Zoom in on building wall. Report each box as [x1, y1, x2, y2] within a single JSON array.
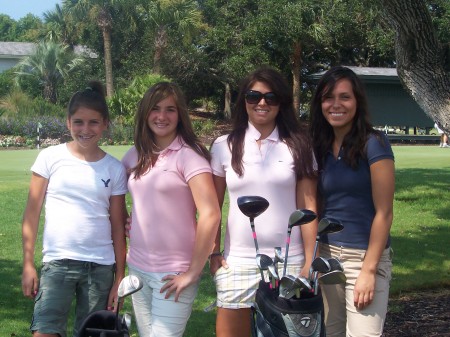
[[0, 57, 20, 72], [366, 83, 434, 128]]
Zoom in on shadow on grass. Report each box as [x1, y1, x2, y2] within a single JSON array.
[[391, 168, 450, 295]]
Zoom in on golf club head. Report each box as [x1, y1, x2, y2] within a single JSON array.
[[237, 196, 269, 218], [268, 264, 279, 280], [289, 209, 317, 228], [118, 275, 143, 298], [279, 275, 297, 298], [274, 246, 284, 263], [318, 270, 347, 285], [318, 218, 344, 236], [296, 276, 312, 292], [327, 258, 344, 272], [311, 257, 331, 274], [256, 254, 273, 270]]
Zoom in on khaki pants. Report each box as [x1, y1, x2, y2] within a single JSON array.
[[319, 244, 393, 337]]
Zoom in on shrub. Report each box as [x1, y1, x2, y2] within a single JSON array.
[[108, 73, 170, 125], [192, 119, 216, 136]]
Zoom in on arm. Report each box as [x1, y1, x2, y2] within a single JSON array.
[[354, 158, 395, 309], [296, 177, 319, 278], [108, 194, 127, 311], [22, 173, 48, 298], [161, 172, 221, 301], [209, 175, 229, 275]]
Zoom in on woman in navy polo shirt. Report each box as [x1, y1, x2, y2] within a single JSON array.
[[310, 66, 395, 337]]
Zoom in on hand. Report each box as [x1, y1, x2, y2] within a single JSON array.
[[299, 264, 311, 279], [22, 264, 39, 299], [125, 215, 131, 238], [107, 279, 122, 312], [353, 270, 376, 310], [209, 254, 228, 276], [160, 272, 198, 302]]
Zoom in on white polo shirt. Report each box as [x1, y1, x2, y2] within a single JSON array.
[[211, 123, 305, 265]]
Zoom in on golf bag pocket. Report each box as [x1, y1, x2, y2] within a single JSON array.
[[252, 281, 325, 337]]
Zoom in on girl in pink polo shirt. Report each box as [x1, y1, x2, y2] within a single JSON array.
[[210, 67, 319, 337], [122, 82, 220, 337]]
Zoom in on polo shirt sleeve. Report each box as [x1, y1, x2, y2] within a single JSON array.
[[210, 135, 228, 177], [366, 132, 395, 166], [180, 147, 212, 182]]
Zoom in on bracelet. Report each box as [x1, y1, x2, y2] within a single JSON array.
[[209, 251, 223, 259]]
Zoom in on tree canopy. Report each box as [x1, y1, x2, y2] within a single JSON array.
[[0, 0, 448, 127]]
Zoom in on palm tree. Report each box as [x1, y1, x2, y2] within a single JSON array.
[[63, 0, 117, 97], [142, 0, 204, 74], [14, 41, 85, 103], [43, 4, 76, 47]]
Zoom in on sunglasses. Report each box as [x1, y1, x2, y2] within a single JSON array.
[[245, 90, 280, 106]]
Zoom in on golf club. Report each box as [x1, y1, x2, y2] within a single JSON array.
[[273, 246, 284, 278], [312, 218, 344, 260], [237, 195, 269, 279], [283, 209, 317, 277], [318, 270, 347, 285], [327, 257, 344, 272], [309, 256, 332, 280], [116, 275, 143, 330], [268, 264, 279, 289], [279, 275, 310, 299]]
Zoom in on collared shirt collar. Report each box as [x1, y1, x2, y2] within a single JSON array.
[[247, 122, 279, 142], [164, 135, 184, 152]]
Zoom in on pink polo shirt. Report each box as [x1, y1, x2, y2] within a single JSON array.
[[211, 123, 306, 265], [122, 136, 212, 272]]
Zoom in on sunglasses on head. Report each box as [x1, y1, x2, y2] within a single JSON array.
[[245, 90, 280, 106]]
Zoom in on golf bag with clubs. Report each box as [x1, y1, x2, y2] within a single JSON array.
[[251, 280, 325, 337], [77, 275, 143, 337]]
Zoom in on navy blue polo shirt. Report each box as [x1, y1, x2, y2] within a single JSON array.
[[319, 133, 394, 249]]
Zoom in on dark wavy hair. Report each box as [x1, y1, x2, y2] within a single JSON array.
[[309, 66, 378, 170], [223, 66, 316, 179], [67, 81, 109, 121], [132, 82, 210, 178]]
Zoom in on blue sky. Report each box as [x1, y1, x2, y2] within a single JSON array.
[[0, 0, 62, 20]]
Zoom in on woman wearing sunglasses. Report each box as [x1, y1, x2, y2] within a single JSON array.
[[209, 66, 318, 337]]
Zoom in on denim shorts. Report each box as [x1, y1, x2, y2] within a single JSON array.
[[30, 259, 115, 337]]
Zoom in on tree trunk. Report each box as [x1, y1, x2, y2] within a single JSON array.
[[223, 82, 231, 119], [102, 27, 114, 97], [381, 0, 450, 133], [291, 41, 302, 115], [153, 27, 168, 75], [44, 83, 57, 104]]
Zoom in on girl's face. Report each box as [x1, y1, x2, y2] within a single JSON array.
[[66, 107, 108, 149], [321, 79, 357, 135], [245, 81, 280, 133], [147, 95, 179, 147]]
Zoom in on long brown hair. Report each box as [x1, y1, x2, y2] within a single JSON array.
[[224, 66, 316, 179], [132, 82, 210, 178], [309, 66, 377, 170]]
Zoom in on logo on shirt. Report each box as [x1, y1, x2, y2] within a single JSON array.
[[101, 178, 111, 187]]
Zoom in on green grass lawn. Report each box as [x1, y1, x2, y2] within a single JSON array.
[[0, 145, 448, 337]]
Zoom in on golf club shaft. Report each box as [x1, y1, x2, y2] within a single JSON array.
[[282, 229, 291, 277]]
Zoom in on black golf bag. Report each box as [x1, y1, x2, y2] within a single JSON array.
[[251, 281, 325, 337], [77, 310, 131, 337]]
